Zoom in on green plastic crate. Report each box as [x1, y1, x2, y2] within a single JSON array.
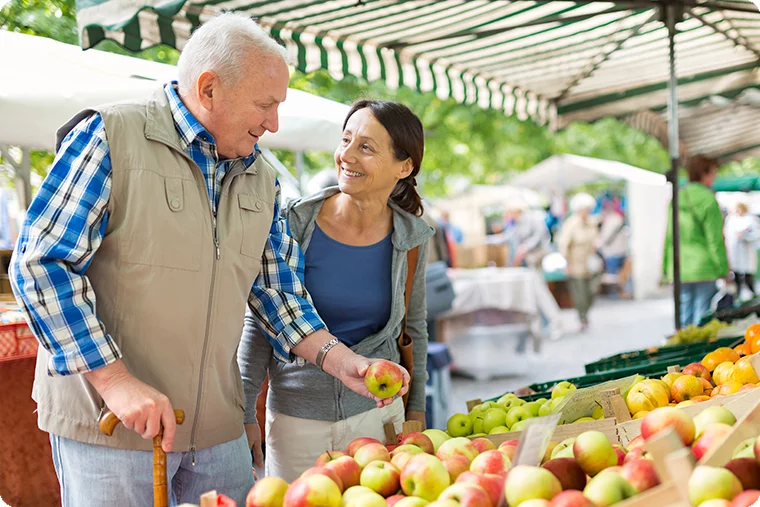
[[583, 336, 743, 374]]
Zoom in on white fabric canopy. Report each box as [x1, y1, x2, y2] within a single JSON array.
[[511, 154, 671, 301], [0, 31, 349, 152]]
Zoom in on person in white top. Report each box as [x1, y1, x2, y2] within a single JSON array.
[[724, 200, 760, 299]]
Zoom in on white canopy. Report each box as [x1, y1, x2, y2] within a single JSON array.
[[0, 31, 349, 153], [511, 154, 671, 301]]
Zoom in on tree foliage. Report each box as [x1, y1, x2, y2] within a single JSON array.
[[3, 0, 757, 199]]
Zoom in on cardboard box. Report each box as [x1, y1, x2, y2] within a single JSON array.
[[486, 243, 508, 267], [454, 244, 488, 269]]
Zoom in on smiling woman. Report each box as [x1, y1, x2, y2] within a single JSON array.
[[240, 99, 435, 482]]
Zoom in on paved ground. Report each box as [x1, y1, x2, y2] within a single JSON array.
[[448, 293, 676, 417]]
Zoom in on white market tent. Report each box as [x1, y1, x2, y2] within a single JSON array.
[[511, 154, 670, 301], [0, 30, 349, 153]]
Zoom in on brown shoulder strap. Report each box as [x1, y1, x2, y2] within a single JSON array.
[[403, 247, 420, 328]]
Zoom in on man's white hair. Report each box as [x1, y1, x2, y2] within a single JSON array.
[[177, 13, 289, 96]]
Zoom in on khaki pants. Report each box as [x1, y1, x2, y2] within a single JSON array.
[[264, 398, 406, 482]]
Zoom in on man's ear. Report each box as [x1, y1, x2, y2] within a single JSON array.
[[197, 71, 217, 111]]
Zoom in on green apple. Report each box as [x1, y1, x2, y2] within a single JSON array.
[[525, 401, 543, 417], [538, 403, 553, 417], [447, 413, 473, 438], [482, 408, 508, 434], [536, 398, 548, 405], [497, 393, 518, 404], [469, 404, 488, 416], [550, 396, 565, 409], [732, 438, 756, 459], [551, 438, 576, 459], [688, 466, 743, 507], [574, 431, 618, 477], [488, 426, 510, 435], [499, 397, 527, 411], [573, 417, 595, 424], [583, 470, 637, 506], [470, 433, 487, 437], [506, 405, 534, 428], [472, 419, 484, 435], [505, 465, 562, 506], [422, 429, 450, 453], [695, 406, 737, 439], [483, 401, 505, 412], [551, 381, 577, 399], [510, 419, 530, 432], [622, 375, 645, 400], [592, 406, 604, 420]]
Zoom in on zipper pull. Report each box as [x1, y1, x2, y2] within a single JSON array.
[[96, 405, 105, 422], [215, 241, 220, 260], [190, 444, 196, 467]]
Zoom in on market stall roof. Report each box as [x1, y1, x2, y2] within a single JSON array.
[[0, 30, 349, 152], [74, 1, 760, 154]]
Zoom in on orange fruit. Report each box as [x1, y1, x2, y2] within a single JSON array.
[[747, 323, 760, 353], [702, 347, 741, 371], [734, 343, 752, 356]]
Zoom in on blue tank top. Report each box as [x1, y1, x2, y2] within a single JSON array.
[[304, 223, 393, 347]]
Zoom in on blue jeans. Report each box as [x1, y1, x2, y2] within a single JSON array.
[[680, 281, 717, 328], [50, 433, 254, 507]]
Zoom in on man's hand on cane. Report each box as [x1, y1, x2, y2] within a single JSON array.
[[85, 359, 177, 452]]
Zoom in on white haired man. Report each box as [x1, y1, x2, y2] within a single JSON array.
[[10, 13, 407, 506]]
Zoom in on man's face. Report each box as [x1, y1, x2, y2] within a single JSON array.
[[202, 56, 289, 160]]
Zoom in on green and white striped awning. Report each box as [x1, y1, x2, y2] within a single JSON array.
[[75, 0, 760, 156]]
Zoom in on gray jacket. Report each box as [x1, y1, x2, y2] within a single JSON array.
[[239, 187, 435, 422]]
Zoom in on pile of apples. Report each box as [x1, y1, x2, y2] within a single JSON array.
[[625, 347, 760, 419], [446, 384, 596, 438], [633, 403, 760, 507], [244, 423, 665, 507]]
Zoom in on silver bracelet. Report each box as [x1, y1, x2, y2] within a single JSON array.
[[316, 337, 340, 371]]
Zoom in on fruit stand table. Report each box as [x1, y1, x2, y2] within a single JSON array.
[[437, 267, 563, 380]]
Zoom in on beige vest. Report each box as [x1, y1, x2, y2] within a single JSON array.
[[32, 87, 277, 452]]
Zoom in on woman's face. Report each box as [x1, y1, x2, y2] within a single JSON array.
[[334, 108, 412, 199], [578, 208, 591, 220]]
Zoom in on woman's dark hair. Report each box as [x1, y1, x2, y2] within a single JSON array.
[[343, 100, 425, 216], [686, 155, 719, 183]]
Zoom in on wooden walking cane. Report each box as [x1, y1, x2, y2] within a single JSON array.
[[99, 409, 185, 507]]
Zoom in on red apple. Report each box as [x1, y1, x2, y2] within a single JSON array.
[[401, 432, 435, 454], [385, 494, 406, 507], [731, 490, 760, 507], [626, 435, 645, 452], [499, 440, 519, 461], [472, 437, 497, 454], [541, 458, 587, 491], [549, 490, 596, 507], [355, 443, 392, 468], [361, 460, 401, 498], [443, 455, 471, 482], [469, 449, 511, 477], [391, 451, 416, 471], [246, 476, 289, 507], [348, 438, 382, 457], [620, 459, 659, 492], [573, 431, 618, 477], [400, 453, 451, 501], [365, 360, 404, 399], [724, 458, 760, 490], [301, 466, 344, 492], [456, 472, 504, 507], [315, 450, 348, 467], [505, 465, 562, 506], [623, 447, 649, 464], [683, 362, 713, 383], [437, 437, 479, 463], [754, 435, 760, 465], [692, 423, 734, 461], [391, 444, 425, 458], [613, 445, 627, 466], [324, 456, 362, 489], [641, 407, 696, 446], [438, 483, 494, 507], [283, 474, 342, 507]]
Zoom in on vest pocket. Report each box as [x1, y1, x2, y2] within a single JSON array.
[[238, 194, 272, 259]]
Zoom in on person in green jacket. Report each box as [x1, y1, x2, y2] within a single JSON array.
[[663, 155, 729, 328]]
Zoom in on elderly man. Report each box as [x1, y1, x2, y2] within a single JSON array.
[[10, 14, 406, 506]]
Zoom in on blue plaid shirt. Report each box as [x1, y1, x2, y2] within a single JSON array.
[[11, 83, 325, 376]]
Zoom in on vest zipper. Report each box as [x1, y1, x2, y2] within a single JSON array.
[[213, 215, 220, 260]]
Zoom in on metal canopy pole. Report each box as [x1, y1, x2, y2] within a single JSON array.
[[665, 3, 683, 330]]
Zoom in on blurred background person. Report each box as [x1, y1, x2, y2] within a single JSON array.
[[725, 199, 760, 300], [558, 193, 599, 331], [663, 155, 729, 328], [599, 198, 632, 298], [502, 199, 550, 269]]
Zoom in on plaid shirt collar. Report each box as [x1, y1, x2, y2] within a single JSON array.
[[163, 82, 259, 167]]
